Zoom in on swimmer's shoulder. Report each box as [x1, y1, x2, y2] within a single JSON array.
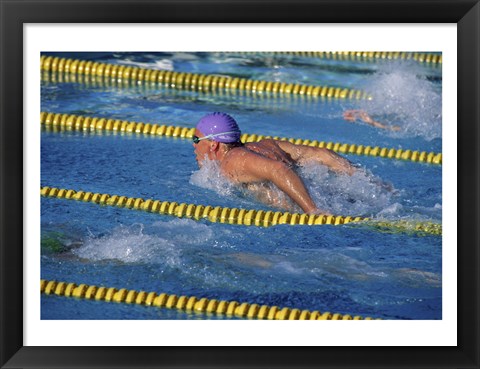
[[222, 146, 250, 167], [222, 144, 271, 169], [244, 139, 279, 151], [248, 138, 277, 146]]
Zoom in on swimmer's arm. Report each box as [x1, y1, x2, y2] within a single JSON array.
[[223, 151, 328, 215], [343, 110, 401, 131], [276, 140, 356, 175], [244, 183, 296, 212]]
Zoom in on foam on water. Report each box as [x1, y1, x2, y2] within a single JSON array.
[[300, 163, 396, 217], [377, 202, 442, 221], [351, 61, 442, 140], [71, 219, 214, 265], [117, 58, 174, 71], [189, 159, 238, 198]]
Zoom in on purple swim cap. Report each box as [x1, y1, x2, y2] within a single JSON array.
[[196, 112, 241, 143]]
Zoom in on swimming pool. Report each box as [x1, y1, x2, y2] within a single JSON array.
[[40, 52, 442, 320]]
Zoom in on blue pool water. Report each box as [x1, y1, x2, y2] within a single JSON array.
[[40, 52, 442, 320]]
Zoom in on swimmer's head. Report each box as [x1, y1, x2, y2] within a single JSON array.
[[196, 112, 241, 143]]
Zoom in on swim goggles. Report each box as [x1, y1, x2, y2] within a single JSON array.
[[192, 131, 240, 144]]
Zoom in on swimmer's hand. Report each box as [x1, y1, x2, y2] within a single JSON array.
[[343, 110, 401, 132], [343, 110, 361, 122]]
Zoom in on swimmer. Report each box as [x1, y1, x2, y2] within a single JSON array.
[[192, 112, 357, 215], [343, 110, 401, 131]]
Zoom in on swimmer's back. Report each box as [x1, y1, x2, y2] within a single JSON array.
[[243, 139, 295, 166]]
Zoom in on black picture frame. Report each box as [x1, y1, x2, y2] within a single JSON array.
[[1, 0, 479, 368]]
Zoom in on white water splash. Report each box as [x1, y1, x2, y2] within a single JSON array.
[[118, 59, 174, 71], [300, 163, 396, 217], [189, 159, 238, 198], [356, 61, 442, 140], [72, 219, 213, 264]]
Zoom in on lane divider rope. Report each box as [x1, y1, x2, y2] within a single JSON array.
[[40, 186, 442, 236], [40, 56, 371, 100], [225, 51, 442, 65], [41, 70, 357, 105], [40, 279, 380, 320], [40, 112, 443, 165]]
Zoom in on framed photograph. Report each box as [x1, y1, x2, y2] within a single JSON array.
[[1, 0, 479, 368]]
